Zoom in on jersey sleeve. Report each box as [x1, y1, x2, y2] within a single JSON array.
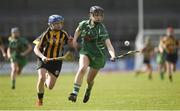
[[33, 31, 47, 47], [62, 30, 69, 45], [8, 37, 13, 48], [99, 24, 109, 41], [77, 20, 86, 32]]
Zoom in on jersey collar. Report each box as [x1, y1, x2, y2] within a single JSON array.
[[88, 19, 96, 29]]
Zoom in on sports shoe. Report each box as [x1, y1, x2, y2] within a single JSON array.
[[83, 89, 91, 103], [36, 99, 43, 106], [68, 93, 77, 102]]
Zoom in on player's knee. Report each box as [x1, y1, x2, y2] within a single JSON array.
[[11, 68, 16, 74], [11, 69, 15, 72], [16, 66, 22, 75], [47, 84, 54, 90], [48, 86, 54, 90], [38, 76, 46, 82], [78, 67, 87, 74]]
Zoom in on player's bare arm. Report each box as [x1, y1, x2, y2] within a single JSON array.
[[0, 45, 6, 58], [7, 47, 11, 59], [33, 43, 47, 62], [72, 27, 81, 49], [67, 35, 73, 47], [105, 39, 116, 60]]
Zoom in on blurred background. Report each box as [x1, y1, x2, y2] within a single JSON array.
[[0, 0, 179, 73]]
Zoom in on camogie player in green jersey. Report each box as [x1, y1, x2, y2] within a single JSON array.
[[68, 6, 116, 103], [7, 27, 32, 89], [155, 37, 166, 80]]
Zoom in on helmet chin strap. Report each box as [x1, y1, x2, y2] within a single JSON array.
[[48, 23, 53, 28], [49, 25, 61, 31], [48, 23, 52, 29], [49, 25, 53, 30]]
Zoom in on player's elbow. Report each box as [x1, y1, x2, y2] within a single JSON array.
[[33, 45, 39, 54], [28, 44, 33, 52], [78, 67, 87, 74]]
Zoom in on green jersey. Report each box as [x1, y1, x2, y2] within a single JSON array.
[[78, 20, 109, 57], [8, 37, 29, 67], [156, 51, 166, 64], [8, 37, 29, 54]]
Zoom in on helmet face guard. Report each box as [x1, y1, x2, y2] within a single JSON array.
[[90, 6, 104, 16], [48, 15, 64, 25]]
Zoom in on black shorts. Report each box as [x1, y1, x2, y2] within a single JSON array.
[[37, 58, 62, 78], [143, 58, 150, 64], [165, 52, 178, 64]]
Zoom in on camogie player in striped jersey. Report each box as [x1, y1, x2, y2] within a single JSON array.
[[33, 15, 72, 106], [162, 27, 179, 82]]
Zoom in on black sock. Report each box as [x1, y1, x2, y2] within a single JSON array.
[[38, 93, 44, 100], [12, 80, 15, 87], [86, 82, 94, 93]]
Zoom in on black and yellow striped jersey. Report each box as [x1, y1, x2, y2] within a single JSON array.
[[142, 44, 154, 59], [163, 36, 178, 53], [33, 28, 69, 58]]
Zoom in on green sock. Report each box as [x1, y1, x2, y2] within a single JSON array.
[[160, 71, 164, 79], [72, 84, 81, 95]]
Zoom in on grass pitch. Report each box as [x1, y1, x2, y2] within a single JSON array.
[[0, 71, 180, 110]]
